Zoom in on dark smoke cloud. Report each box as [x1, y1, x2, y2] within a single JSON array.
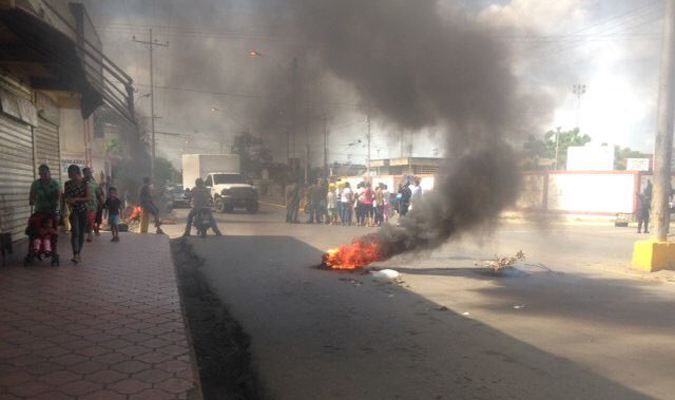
[[256, 0, 545, 258]]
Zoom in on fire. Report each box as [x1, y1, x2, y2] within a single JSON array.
[[322, 239, 384, 270]]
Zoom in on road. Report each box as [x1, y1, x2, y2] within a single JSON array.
[[164, 204, 675, 400]]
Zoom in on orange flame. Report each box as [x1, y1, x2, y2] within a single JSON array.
[[323, 240, 384, 270]]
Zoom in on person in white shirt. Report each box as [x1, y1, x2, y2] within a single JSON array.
[[410, 177, 423, 211], [326, 184, 338, 225], [340, 182, 353, 225]]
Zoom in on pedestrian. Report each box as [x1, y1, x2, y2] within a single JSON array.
[[340, 182, 353, 225], [398, 181, 412, 225], [183, 178, 222, 236], [374, 184, 385, 226], [382, 184, 391, 223], [336, 182, 344, 224], [354, 182, 365, 226], [637, 189, 651, 234], [285, 181, 299, 223], [104, 187, 123, 242], [29, 164, 61, 235], [319, 180, 329, 224], [139, 177, 164, 234], [307, 179, 324, 224], [410, 177, 423, 211], [83, 168, 103, 241], [327, 184, 338, 225], [363, 182, 374, 226], [64, 164, 92, 264]]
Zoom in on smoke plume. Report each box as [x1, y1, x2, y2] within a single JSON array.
[[258, 0, 542, 260]]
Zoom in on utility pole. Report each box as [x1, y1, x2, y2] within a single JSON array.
[[291, 58, 298, 176], [323, 112, 329, 178], [304, 80, 310, 185], [652, 0, 675, 241], [133, 29, 168, 180]]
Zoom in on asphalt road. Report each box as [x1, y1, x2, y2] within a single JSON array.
[[165, 204, 675, 400]]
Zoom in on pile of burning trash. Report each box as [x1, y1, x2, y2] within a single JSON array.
[[319, 239, 383, 270]]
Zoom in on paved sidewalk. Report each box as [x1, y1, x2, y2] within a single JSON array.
[[0, 233, 201, 400]]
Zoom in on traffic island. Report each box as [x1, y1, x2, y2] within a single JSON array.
[[632, 240, 675, 272]]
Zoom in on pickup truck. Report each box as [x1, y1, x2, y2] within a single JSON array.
[[204, 172, 259, 213]]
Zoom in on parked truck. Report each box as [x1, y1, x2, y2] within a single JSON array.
[[181, 154, 259, 213]]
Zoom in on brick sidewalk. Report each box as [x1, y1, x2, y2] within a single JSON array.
[[0, 233, 201, 400]]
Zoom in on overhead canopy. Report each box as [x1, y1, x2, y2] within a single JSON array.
[[0, 5, 134, 124]]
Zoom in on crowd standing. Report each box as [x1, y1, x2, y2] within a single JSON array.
[[26, 163, 166, 265], [284, 177, 423, 227]]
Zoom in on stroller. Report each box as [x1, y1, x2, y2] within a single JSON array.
[[24, 211, 59, 267]]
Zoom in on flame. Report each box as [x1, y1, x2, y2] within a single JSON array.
[[323, 240, 384, 270]]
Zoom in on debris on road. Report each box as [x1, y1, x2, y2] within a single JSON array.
[[513, 305, 525, 309], [339, 277, 363, 286], [476, 250, 525, 274], [461, 311, 471, 316]]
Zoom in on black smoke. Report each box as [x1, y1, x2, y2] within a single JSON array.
[[257, 0, 544, 259]]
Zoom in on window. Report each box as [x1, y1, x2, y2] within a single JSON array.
[[213, 174, 245, 184], [205, 176, 213, 187]]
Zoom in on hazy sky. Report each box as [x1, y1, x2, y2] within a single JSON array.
[[84, 0, 663, 165]]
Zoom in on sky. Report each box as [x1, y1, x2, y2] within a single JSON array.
[[83, 0, 664, 165]]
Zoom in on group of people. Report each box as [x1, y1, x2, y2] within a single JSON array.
[[285, 177, 424, 227], [27, 163, 161, 265]]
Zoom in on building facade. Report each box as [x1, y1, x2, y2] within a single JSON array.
[[0, 0, 135, 251]]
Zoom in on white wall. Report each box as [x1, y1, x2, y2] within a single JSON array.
[[548, 173, 636, 214]]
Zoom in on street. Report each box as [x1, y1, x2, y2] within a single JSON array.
[[164, 204, 675, 400]]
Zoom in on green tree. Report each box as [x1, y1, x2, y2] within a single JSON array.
[[154, 157, 180, 186], [614, 146, 650, 170], [231, 131, 272, 178], [522, 128, 591, 170]]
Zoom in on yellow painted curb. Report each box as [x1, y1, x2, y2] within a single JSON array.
[[632, 240, 675, 272]]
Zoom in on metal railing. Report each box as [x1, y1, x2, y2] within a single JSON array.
[[17, 0, 136, 125]]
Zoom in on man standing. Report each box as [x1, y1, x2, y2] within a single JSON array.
[[307, 179, 324, 224], [29, 164, 61, 253], [638, 186, 652, 234], [285, 181, 303, 224], [82, 168, 103, 241], [183, 178, 222, 237], [30, 164, 61, 217], [397, 181, 412, 226], [139, 177, 164, 234]]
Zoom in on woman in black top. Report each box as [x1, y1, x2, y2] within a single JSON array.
[[64, 165, 92, 264]]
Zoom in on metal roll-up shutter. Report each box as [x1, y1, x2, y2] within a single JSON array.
[[0, 114, 34, 243], [34, 117, 61, 185]]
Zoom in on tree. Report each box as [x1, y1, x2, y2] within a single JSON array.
[[522, 128, 591, 170], [154, 157, 180, 186], [230, 131, 272, 178], [614, 146, 651, 170]]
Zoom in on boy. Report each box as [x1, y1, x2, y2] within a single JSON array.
[[105, 187, 123, 242]]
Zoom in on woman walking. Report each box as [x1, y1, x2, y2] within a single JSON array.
[[64, 165, 91, 264]]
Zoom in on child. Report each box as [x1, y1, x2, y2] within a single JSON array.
[[34, 215, 57, 259], [105, 187, 123, 242]]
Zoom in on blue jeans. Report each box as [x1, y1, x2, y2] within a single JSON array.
[[341, 205, 352, 224]]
